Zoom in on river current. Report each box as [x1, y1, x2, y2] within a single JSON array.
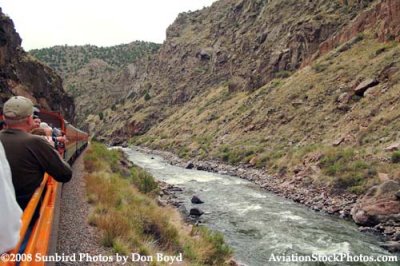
[[124, 148, 398, 266]]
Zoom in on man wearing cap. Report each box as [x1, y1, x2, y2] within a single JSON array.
[[0, 96, 72, 210]]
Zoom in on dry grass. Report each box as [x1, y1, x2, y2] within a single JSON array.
[[83, 142, 232, 265]]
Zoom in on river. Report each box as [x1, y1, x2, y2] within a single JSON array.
[[124, 148, 398, 266]]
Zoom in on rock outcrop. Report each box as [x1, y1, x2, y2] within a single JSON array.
[[351, 180, 400, 226], [317, 0, 400, 57], [0, 8, 74, 120], [351, 180, 400, 251]]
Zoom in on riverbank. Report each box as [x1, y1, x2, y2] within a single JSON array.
[[131, 146, 400, 252], [83, 143, 234, 265]]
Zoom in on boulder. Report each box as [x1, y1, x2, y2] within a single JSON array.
[[354, 78, 379, 96], [191, 195, 204, 204], [244, 124, 256, 132], [395, 191, 400, 200], [337, 92, 351, 104], [379, 241, 400, 253], [351, 180, 400, 226], [393, 231, 400, 241], [332, 137, 344, 147], [336, 103, 351, 112], [378, 173, 390, 182], [186, 162, 195, 169], [249, 156, 258, 166], [198, 48, 212, 60], [359, 226, 381, 234], [384, 142, 400, 152], [169, 187, 183, 192], [189, 208, 204, 216], [291, 101, 303, 107]]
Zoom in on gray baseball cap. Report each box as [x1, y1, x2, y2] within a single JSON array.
[[3, 96, 34, 120]]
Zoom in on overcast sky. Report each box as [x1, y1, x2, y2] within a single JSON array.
[[0, 0, 217, 50]]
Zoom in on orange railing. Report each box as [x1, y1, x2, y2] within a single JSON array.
[[1, 174, 58, 266]]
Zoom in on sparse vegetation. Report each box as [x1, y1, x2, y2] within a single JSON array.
[[319, 147, 378, 194], [144, 91, 151, 101], [128, 34, 400, 196], [274, 70, 292, 79], [312, 62, 329, 73], [391, 151, 400, 164], [30, 42, 160, 73], [83, 142, 232, 264]]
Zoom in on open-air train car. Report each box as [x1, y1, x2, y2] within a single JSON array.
[[0, 109, 88, 266]]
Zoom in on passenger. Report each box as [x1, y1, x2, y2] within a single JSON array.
[[0, 96, 72, 210], [32, 115, 41, 129], [52, 127, 66, 154], [0, 140, 22, 254], [31, 127, 46, 136], [32, 107, 41, 129], [39, 122, 55, 147]]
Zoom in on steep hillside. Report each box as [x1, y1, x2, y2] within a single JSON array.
[[126, 1, 400, 188], [99, 0, 400, 249], [0, 8, 74, 120], [83, 0, 400, 236], [91, 0, 378, 141], [30, 42, 160, 126]]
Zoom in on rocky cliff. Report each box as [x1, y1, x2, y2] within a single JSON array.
[[88, 0, 379, 142], [0, 8, 74, 120]]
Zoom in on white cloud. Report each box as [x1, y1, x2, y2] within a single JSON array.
[[0, 0, 217, 50]]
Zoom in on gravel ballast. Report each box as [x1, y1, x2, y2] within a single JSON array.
[[56, 150, 110, 265]]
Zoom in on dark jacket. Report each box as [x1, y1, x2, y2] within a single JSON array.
[[0, 129, 72, 209]]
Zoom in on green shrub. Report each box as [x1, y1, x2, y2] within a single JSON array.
[[178, 146, 190, 159], [319, 148, 377, 193], [312, 63, 329, 73], [391, 151, 400, 163], [274, 70, 292, 79], [130, 167, 158, 194], [218, 145, 261, 165], [144, 91, 151, 101], [196, 227, 232, 265]]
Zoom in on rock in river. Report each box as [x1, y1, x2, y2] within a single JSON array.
[[186, 162, 195, 169], [191, 195, 204, 204], [190, 208, 204, 216]]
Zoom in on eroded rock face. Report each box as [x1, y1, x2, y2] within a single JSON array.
[[318, 0, 400, 57], [0, 9, 74, 120], [351, 180, 400, 226]]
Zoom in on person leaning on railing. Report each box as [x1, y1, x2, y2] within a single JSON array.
[[39, 122, 55, 147], [0, 139, 22, 254], [0, 96, 72, 211]]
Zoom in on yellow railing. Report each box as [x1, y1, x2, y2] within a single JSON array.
[[1, 174, 58, 266]]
